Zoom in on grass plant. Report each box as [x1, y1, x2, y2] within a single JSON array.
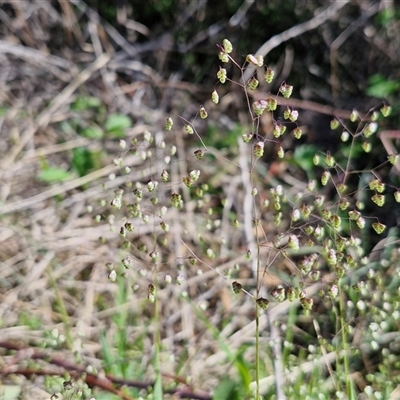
[[0, 2, 399, 400]]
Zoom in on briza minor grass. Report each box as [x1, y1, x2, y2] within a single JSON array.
[[95, 38, 397, 399]]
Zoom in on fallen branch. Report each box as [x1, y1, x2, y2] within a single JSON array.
[[0, 341, 212, 400]]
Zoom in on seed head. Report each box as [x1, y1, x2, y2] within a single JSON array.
[[362, 141, 372, 153], [300, 204, 312, 219], [372, 222, 386, 234], [183, 176, 193, 187], [161, 169, 169, 182], [330, 214, 342, 230], [348, 210, 361, 221], [328, 285, 339, 298], [232, 281, 243, 294], [185, 124, 194, 134], [325, 153, 335, 167], [369, 179, 385, 193], [371, 193, 385, 207], [171, 193, 183, 208], [380, 105, 391, 117], [248, 77, 259, 90], [264, 68, 274, 83], [217, 67, 227, 83], [293, 127, 302, 139], [246, 54, 263, 67], [199, 106, 208, 119], [266, 98, 277, 111], [256, 297, 269, 309], [147, 180, 158, 192], [321, 171, 330, 186], [274, 212, 282, 226], [341, 131, 350, 142], [288, 235, 300, 251], [122, 257, 135, 269], [330, 119, 340, 129], [388, 154, 399, 165], [252, 99, 267, 116], [270, 287, 286, 302], [254, 141, 264, 159], [356, 217, 366, 229], [350, 110, 359, 122], [339, 198, 350, 210], [160, 221, 169, 232], [108, 270, 117, 282], [279, 83, 293, 98], [337, 183, 347, 194], [110, 197, 122, 209], [287, 287, 296, 301], [289, 110, 299, 122], [222, 39, 233, 54], [148, 284, 156, 303], [300, 297, 313, 311], [291, 208, 301, 221], [363, 122, 378, 138], [218, 51, 229, 63], [211, 90, 219, 104], [194, 149, 204, 160], [165, 116, 173, 131]]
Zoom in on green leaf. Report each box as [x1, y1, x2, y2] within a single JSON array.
[[38, 167, 73, 183], [366, 74, 400, 98], [72, 147, 94, 177], [0, 385, 22, 400], [293, 145, 320, 174], [71, 96, 102, 111], [105, 114, 132, 138], [235, 353, 252, 391], [81, 126, 104, 139], [214, 378, 241, 400]]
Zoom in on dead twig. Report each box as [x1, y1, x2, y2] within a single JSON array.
[[0, 341, 212, 400], [243, 1, 350, 83]]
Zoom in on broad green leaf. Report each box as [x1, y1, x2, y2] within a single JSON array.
[[72, 147, 94, 177], [366, 74, 399, 98], [105, 113, 132, 138], [81, 126, 104, 139], [38, 167, 72, 183]]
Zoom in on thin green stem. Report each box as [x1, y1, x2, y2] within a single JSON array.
[[46, 266, 73, 350], [339, 282, 355, 399], [255, 263, 260, 400], [153, 275, 163, 400]]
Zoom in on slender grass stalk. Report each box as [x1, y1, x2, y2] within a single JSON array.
[[338, 282, 355, 400], [46, 266, 73, 350], [255, 296, 260, 399], [153, 275, 163, 400]]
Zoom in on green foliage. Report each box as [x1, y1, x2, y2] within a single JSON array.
[[366, 73, 400, 98], [292, 144, 320, 177], [38, 166, 73, 183], [71, 95, 102, 111], [104, 113, 132, 138], [214, 378, 245, 400], [0, 385, 22, 400], [71, 147, 95, 177]]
